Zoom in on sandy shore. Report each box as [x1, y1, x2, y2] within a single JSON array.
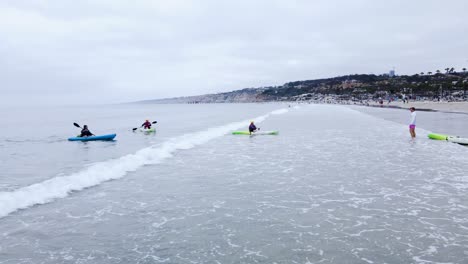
[[365, 101, 468, 114]]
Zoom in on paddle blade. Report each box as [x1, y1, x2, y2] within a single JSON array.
[[132, 128, 138, 131], [73, 122, 81, 128], [152, 121, 158, 124]]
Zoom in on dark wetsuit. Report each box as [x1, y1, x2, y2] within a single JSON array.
[[249, 123, 257, 133], [80, 128, 94, 137]]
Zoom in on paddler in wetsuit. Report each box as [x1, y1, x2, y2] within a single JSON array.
[[249, 121, 257, 135], [141, 120, 152, 129], [80, 125, 94, 137]]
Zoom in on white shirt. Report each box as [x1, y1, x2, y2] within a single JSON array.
[[409, 111, 416, 125]]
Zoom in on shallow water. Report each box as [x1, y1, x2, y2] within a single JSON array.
[[1, 103, 468, 263], [350, 104, 468, 138]]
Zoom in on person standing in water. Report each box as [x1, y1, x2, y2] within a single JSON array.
[[249, 121, 257, 135], [409, 107, 416, 138]]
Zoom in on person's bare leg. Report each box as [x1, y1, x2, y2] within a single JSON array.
[[410, 127, 416, 138]]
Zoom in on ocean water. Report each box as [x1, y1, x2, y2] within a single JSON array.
[[350, 104, 468, 138], [1, 103, 468, 263]]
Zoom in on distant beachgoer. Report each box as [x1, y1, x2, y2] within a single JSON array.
[[80, 125, 94, 137], [141, 120, 152, 129], [249, 121, 257, 135], [409, 107, 416, 138]]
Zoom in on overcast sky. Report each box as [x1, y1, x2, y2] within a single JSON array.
[[1, 0, 467, 105]]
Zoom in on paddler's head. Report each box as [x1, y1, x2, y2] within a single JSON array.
[[250, 121, 254, 124], [83, 125, 88, 129]]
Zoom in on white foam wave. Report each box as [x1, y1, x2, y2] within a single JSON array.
[[271, 109, 289, 115], [0, 108, 289, 218]]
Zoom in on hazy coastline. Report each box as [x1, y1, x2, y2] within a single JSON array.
[[363, 100, 468, 114]]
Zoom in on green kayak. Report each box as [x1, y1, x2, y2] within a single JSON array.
[[428, 133, 468, 145], [139, 127, 156, 133], [232, 130, 279, 135], [428, 133, 450, 140]]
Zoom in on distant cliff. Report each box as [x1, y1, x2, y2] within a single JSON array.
[[138, 88, 267, 104]]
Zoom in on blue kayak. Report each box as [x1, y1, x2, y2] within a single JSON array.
[[68, 134, 116, 141]]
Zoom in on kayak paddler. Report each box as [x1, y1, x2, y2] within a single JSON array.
[[249, 121, 257, 135], [141, 120, 152, 129], [80, 125, 94, 137]]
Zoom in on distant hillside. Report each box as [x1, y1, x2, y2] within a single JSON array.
[[139, 70, 468, 103], [260, 72, 468, 102], [138, 88, 266, 104]]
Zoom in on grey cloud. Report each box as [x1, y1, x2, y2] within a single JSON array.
[[0, 0, 467, 106]]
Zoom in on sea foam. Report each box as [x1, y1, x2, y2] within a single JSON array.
[[0, 108, 289, 218]]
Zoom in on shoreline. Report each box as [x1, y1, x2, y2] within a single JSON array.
[[347, 101, 468, 115]]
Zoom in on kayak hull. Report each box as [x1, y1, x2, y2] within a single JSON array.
[[232, 130, 279, 135], [428, 133, 449, 140], [428, 133, 468, 145], [68, 134, 116, 141], [448, 136, 468, 145], [139, 128, 156, 133]]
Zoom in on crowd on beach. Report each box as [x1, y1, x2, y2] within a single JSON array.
[[302, 95, 468, 114]]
